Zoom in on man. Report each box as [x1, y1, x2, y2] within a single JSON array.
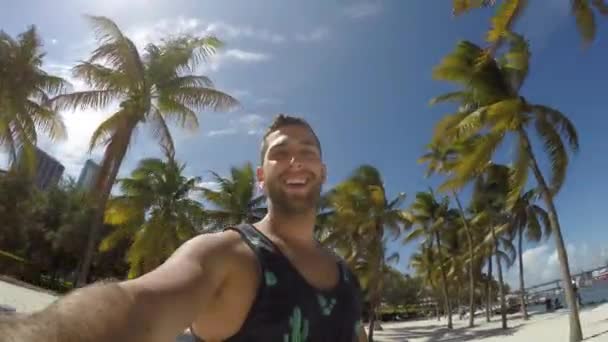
[[1, 114, 367, 342]]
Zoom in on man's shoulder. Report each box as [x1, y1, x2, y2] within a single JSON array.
[[182, 230, 257, 268]]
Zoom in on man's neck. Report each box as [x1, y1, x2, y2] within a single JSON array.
[[255, 209, 316, 247]]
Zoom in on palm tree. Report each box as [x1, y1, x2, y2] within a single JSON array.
[[452, 0, 607, 46], [410, 246, 443, 321], [0, 26, 68, 171], [510, 188, 551, 320], [100, 153, 205, 278], [326, 165, 408, 342], [404, 190, 455, 329], [430, 32, 582, 341], [470, 164, 518, 329], [419, 141, 477, 327], [200, 163, 266, 230], [52, 16, 239, 285]]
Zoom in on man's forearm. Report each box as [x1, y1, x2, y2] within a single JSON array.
[[0, 282, 143, 342]]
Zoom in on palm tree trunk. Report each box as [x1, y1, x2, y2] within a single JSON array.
[[518, 226, 529, 320], [76, 134, 131, 286], [452, 191, 475, 327], [519, 129, 582, 341], [486, 255, 493, 322], [491, 227, 508, 330], [435, 232, 453, 329]]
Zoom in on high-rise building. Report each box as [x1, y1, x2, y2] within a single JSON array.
[[22, 147, 65, 190], [77, 159, 101, 191]]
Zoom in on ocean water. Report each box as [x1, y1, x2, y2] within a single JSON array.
[[529, 282, 608, 312]]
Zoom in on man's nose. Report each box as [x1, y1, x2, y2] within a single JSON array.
[[289, 156, 303, 168]]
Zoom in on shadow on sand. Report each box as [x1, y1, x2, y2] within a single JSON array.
[[373, 322, 524, 342]]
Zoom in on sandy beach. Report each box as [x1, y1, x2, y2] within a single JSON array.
[[3, 279, 608, 341], [371, 306, 608, 341], [0, 280, 57, 313]]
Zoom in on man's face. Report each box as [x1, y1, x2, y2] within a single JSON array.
[[257, 124, 326, 215]]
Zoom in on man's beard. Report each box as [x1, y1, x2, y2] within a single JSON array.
[[266, 180, 322, 216]]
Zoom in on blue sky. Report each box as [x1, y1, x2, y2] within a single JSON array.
[[2, 0, 608, 287]]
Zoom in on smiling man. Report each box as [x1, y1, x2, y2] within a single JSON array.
[[0, 114, 366, 342]]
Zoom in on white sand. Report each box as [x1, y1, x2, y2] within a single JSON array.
[[0, 280, 57, 313], [3, 280, 608, 341], [371, 305, 608, 341]]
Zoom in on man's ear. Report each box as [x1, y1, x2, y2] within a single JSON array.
[[321, 163, 327, 184], [256, 166, 265, 186]]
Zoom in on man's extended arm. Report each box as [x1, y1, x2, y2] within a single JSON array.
[[0, 233, 229, 342]]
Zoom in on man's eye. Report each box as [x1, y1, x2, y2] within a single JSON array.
[[273, 150, 289, 159]]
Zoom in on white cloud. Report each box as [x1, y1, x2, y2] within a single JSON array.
[[343, 1, 383, 19], [205, 21, 285, 44], [295, 27, 330, 42], [126, 19, 271, 73], [127, 16, 285, 49], [197, 180, 221, 192], [207, 113, 268, 137], [504, 242, 608, 289], [223, 49, 270, 62], [50, 39, 58, 45], [231, 89, 252, 98], [255, 98, 283, 106], [207, 127, 238, 137]]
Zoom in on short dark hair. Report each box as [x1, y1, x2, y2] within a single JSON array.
[[260, 114, 322, 163]]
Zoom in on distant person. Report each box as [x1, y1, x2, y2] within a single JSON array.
[[554, 298, 561, 310], [572, 280, 583, 307], [0, 115, 367, 342]]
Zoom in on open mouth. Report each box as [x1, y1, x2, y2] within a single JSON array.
[[282, 175, 311, 189]]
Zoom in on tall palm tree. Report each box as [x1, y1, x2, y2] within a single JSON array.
[[510, 188, 551, 320], [200, 162, 266, 230], [404, 190, 455, 329], [326, 165, 408, 342], [452, 0, 607, 46], [410, 246, 443, 321], [0, 26, 68, 171], [419, 141, 477, 327], [100, 153, 205, 278], [470, 163, 518, 329], [430, 32, 582, 341], [53, 16, 239, 285]]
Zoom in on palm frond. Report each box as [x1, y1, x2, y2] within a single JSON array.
[[487, 0, 528, 44], [592, 0, 608, 14], [535, 114, 568, 195], [72, 61, 130, 92], [148, 106, 176, 155], [37, 74, 70, 95], [453, 0, 494, 15], [167, 87, 239, 112], [572, 0, 597, 44], [53, 90, 123, 111], [532, 105, 579, 152], [86, 16, 145, 83], [432, 112, 469, 144], [88, 110, 129, 150], [507, 136, 529, 209], [157, 96, 200, 131], [429, 91, 473, 106]]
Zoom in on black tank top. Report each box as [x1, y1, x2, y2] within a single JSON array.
[[185, 224, 363, 342]]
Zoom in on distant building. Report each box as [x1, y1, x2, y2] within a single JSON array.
[[19, 147, 65, 190], [77, 159, 101, 191]]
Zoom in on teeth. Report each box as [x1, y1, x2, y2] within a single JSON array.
[[286, 178, 306, 185]]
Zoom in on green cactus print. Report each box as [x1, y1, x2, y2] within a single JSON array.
[[265, 271, 278, 286], [249, 235, 263, 247], [316, 294, 337, 316], [283, 307, 309, 342]]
